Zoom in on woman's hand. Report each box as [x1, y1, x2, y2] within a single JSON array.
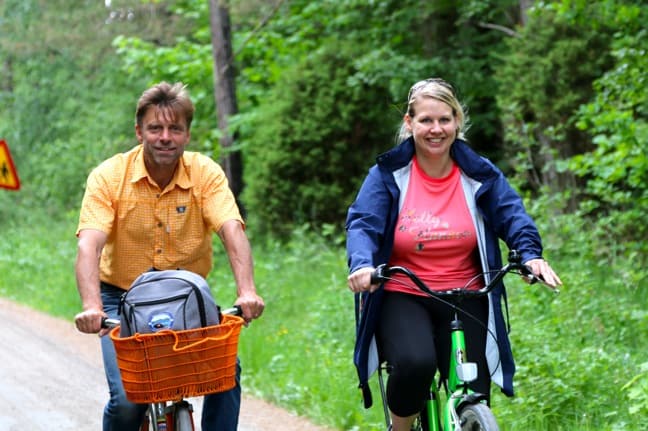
[[524, 258, 563, 288], [348, 267, 380, 293]]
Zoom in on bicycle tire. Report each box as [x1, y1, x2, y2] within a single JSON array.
[[173, 404, 194, 431], [458, 403, 499, 431]]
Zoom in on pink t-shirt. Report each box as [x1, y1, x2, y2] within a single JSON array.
[[385, 158, 484, 295]]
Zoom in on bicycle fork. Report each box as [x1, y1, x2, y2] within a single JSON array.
[[147, 402, 167, 431], [416, 317, 475, 431]]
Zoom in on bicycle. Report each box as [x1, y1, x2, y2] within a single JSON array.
[[102, 305, 244, 431], [370, 250, 559, 431]]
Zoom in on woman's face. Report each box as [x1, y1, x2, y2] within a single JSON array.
[[405, 97, 458, 160]]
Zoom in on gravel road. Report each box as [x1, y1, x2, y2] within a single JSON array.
[[0, 298, 335, 431]]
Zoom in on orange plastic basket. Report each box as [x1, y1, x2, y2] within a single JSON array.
[[110, 314, 244, 403]]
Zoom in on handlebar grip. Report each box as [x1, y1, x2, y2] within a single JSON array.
[[101, 317, 120, 328], [520, 264, 547, 285], [370, 264, 386, 285], [221, 305, 243, 316]]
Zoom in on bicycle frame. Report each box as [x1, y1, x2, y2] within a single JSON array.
[[377, 312, 485, 431], [372, 250, 555, 431]]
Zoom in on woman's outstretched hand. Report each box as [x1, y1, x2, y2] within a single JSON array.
[[524, 258, 562, 288]]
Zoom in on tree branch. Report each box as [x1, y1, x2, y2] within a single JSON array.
[[233, 0, 287, 58], [477, 21, 519, 38]]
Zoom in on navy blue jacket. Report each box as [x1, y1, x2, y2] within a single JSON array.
[[346, 137, 544, 407]]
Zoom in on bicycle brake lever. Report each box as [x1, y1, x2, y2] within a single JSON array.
[[522, 273, 539, 285]]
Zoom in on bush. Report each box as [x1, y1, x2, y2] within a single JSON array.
[[241, 44, 395, 237]]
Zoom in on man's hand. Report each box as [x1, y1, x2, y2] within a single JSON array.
[[235, 293, 265, 324], [74, 308, 110, 336]]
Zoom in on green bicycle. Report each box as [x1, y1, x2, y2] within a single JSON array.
[[371, 250, 558, 431]]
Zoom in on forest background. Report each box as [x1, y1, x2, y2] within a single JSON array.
[[0, 0, 646, 430]]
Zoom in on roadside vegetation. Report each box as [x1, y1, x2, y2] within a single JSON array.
[[1, 208, 645, 430]]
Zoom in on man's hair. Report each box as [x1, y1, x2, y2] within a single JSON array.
[[135, 82, 195, 129]]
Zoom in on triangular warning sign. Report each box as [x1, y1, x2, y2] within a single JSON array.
[[0, 139, 21, 190]]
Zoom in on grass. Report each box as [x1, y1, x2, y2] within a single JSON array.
[[1, 213, 646, 430]]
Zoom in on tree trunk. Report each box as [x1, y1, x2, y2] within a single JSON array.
[[519, 0, 532, 26], [208, 0, 244, 206]]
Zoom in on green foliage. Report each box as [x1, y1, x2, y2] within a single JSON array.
[[232, 0, 523, 234], [568, 3, 648, 270], [241, 44, 394, 237], [622, 361, 648, 418], [492, 261, 647, 429], [0, 0, 156, 220], [0, 214, 80, 315], [497, 187, 648, 430], [494, 2, 616, 193], [2, 214, 647, 431], [2, 1, 648, 428]]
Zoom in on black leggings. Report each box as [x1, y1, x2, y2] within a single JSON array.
[[376, 291, 490, 417]]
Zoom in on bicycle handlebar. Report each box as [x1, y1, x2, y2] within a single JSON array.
[[100, 305, 243, 329], [370, 250, 557, 297]]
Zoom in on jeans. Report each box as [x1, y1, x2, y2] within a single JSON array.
[[100, 283, 241, 431]]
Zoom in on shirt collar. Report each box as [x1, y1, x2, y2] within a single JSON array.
[[130, 145, 192, 190]]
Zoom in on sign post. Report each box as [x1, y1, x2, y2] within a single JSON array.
[[0, 139, 21, 190]]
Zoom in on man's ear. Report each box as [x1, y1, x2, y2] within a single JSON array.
[[135, 123, 143, 143]]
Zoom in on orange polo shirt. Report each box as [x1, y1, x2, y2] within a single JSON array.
[[77, 145, 243, 290]]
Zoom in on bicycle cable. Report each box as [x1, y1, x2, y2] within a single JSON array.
[[378, 268, 528, 379]]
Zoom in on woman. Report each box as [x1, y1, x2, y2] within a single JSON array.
[[345, 78, 561, 431]]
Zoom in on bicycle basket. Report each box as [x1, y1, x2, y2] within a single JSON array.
[[110, 314, 244, 403]]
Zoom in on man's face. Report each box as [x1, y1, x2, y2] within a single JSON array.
[[135, 106, 190, 171]]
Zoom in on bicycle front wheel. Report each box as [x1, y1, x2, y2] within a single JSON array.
[[173, 404, 194, 431], [458, 403, 499, 431]]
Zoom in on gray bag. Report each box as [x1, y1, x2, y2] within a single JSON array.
[[119, 269, 220, 337]]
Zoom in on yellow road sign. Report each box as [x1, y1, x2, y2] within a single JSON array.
[[0, 139, 21, 190]]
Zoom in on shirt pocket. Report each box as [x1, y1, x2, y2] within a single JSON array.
[[166, 191, 207, 260]]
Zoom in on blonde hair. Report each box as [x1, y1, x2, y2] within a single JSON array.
[[396, 78, 470, 143]]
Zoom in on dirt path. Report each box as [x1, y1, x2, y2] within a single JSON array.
[[0, 298, 336, 431]]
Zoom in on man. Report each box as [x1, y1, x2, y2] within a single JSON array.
[[74, 81, 264, 431]]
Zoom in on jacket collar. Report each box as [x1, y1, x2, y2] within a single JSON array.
[[378, 137, 497, 183]]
